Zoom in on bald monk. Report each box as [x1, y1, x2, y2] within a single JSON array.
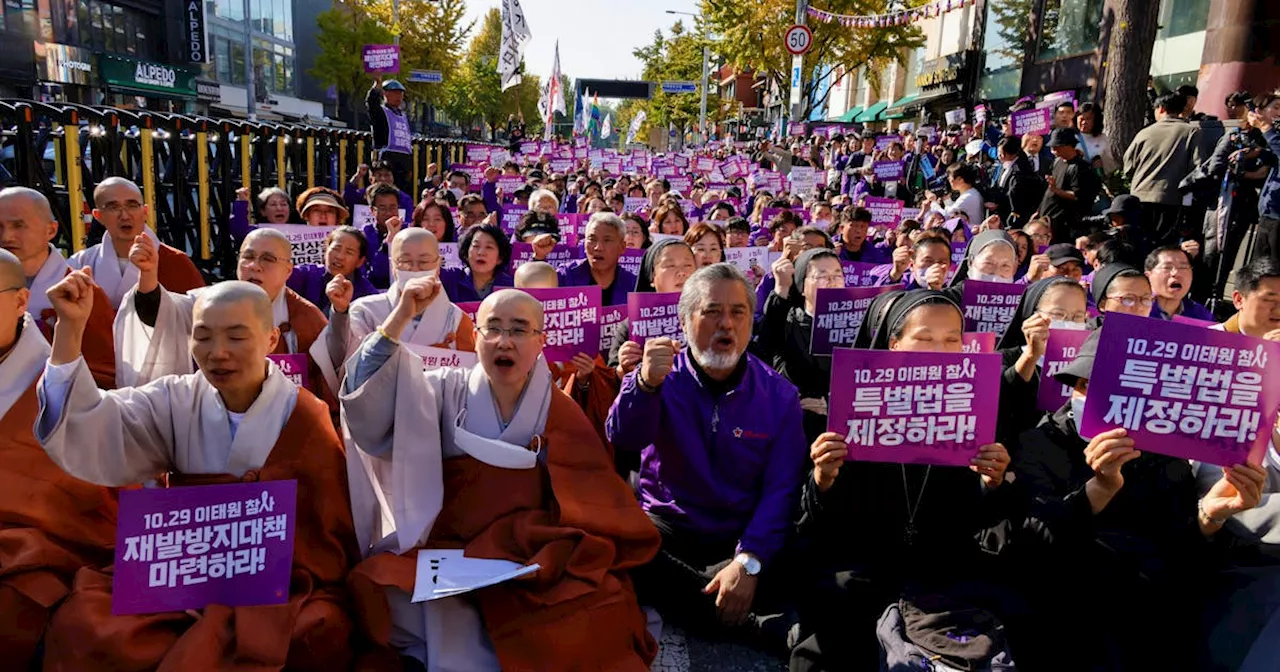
[[68, 177, 205, 309], [513, 261, 622, 454], [0, 250, 116, 669], [35, 275, 358, 671], [0, 186, 116, 388], [116, 228, 335, 412], [341, 283, 659, 671], [316, 228, 475, 395]]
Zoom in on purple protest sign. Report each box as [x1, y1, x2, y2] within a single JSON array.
[[510, 242, 582, 269], [864, 196, 904, 227], [875, 135, 897, 151], [788, 122, 807, 136], [1037, 328, 1092, 411], [1011, 108, 1052, 137], [521, 286, 602, 363], [961, 332, 997, 354], [627, 292, 684, 345], [548, 158, 573, 173], [693, 156, 715, 173], [951, 241, 967, 267], [810, 286, 895, 355], [1173, 314, 1217, 328], [961, 280, 1026, 339], [362, 44, 400, 73], [618, 248, 645, 277], [518, 141, 539, 155], [496, 176, 524, 200], [267, 354, 310, 389], [1079, 313, 1280, 466], [623, 197, 649, 214], [113, 480, 296, 616], [599, 304, 627, 357], [404, 343, 479, 370], [455, 301, 481, 324], [872, 161, 905, 181], [466, 145, 491, 164], [499, 207, 529, 235], [828, 350, 1001, 467], [841, 261, 888, 288]]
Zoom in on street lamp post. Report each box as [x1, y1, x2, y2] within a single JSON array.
[[666, 9, 711, 145], [243, 0, 254, 120]]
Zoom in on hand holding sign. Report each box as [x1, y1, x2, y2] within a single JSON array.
[[1201, 463, 1269, 526], [1084, 428, 1140, 499], [617, 340, 643, 377], [809, 432, 848, 492], [969, 443, 1010, 487]]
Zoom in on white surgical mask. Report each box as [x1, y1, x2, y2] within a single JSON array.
[[912, 269, 932, 288], [448, 187, 465, 201], [969, 271, 1013, 284], [813, 219, 832, 230], [1070, 395, 1092, 441], [1049, 320, 1087, 331], [395, 268, 436, 293]]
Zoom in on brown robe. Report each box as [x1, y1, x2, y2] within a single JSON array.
[[0, 380, 117, 669], [157, 243, 207, 296], [551, 355, 622, 459], [42, 387, 360, 672], [36, 268, 117, 390], [280, 288, 338, 418], [349, 388, 660, 672]]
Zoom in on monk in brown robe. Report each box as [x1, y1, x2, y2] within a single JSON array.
[[0, 186, 115, 389], [35, 276, 358, 671], [342, 284, 659, 671], [0, 249, 116, 670]]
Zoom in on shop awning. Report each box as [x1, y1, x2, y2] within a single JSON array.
[[854, 101, 888, 123], [830, 106, 863, 123], [883, 92, 920, 119]]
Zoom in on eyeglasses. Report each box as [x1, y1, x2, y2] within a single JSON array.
[[239, 251, 283, 266], [1151, 263, 1192, 273], [99, 201, 143, 215], [1037, 309, 1088, 323], [1106, 293, 1155, 309], [477, 325, 543, 341], [810, 273, 845, 285], [394, 257, 439, 271]]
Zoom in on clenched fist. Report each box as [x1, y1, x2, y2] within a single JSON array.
[[326, 273, 354, 314], [130, 234, 160, 293], [46, 267, 97, 326], [639, 337, 677, 390]]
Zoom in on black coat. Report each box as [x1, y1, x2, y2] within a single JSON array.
[[995, 157, 1045, 228], [756, 292, 829, 442]]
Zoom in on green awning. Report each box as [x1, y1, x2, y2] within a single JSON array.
[[831, 106, 863, 123], [883, 92, 920, 118], [854, 101, 888, 122]]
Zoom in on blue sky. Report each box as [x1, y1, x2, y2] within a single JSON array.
[[462, 0, 701, 82]]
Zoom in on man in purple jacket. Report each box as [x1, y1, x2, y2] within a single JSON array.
[[607, 263, 807, 646], [556, 212, 637, 305], [1145, 244, 1216, 321]]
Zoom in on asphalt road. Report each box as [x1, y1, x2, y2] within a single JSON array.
[[651, 626, 788, 672]]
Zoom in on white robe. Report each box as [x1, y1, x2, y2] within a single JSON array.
[[36, 356, 298, 487], [0, 314, 50, 415], [114, 285, 310, 388], [24, 245, 73, 320], [67, 227, 160, 309], [340, 341, 552, 672]]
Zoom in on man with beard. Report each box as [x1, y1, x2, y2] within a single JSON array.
[[606, 263, 807, 646]]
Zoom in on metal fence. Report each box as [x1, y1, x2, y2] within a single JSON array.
[[0, 99, 500, 279]]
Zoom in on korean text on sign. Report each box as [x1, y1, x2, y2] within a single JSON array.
[[113, 480, 297, 616], [1078, 313, 1280, 466], [627, 292, 684, 345], [1036, 328, 1091, 411], [523, 286, 603, 363], [961, 279, 1026, 339], [827, 350, 1001, 467], [810, 286, 894, 355], [599, 305, 627, 358], [263, 224, 334, 267], [841, 261, 886, 288]]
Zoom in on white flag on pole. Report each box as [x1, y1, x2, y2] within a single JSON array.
[[601, 114, 613, 139], [548, 41, 565, 115], [498, 0, 532, 92], [625, 110, 647, 145]]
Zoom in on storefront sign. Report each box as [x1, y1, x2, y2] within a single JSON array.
[[100, 56, 199, 97], [34, 42, 93, 86], [195, 78, 221, 103], [184, 0, 210, 63], [915, 52, 972, 92]]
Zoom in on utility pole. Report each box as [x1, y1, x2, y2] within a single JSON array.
[[788, 0, 807, 124], [699, 45, 709, 145], [242, 0, 255, 120]]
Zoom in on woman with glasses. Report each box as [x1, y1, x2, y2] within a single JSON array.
[[607, 240, 697, 378], [1090, 262, 1155, 324], [758, 248, 847, 443], [684, 222, 726, 268]]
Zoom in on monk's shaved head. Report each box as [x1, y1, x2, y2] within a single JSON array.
[[513, 261, 558, 289], [0, 248, 23, 288], [0, 186, 55, 222], [194, 281, 274, 332], [479, 288, 545, 331], [243, 227, 292, 261], [390, 227, 438, 259], [92, 177, 143, 206]]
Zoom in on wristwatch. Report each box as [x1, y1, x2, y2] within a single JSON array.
[[733, 553, 761, 576]]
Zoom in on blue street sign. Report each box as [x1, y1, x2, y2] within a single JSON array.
[[661, 81, 698, 94], [407, 70, 443, 84]]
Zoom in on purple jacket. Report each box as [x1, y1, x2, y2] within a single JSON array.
[[605, 351, 808, 566], [839, 241, 892, 264], [1150, 297, 1216, 322], [343, 183, 415, 215], [556, 259, 638, 306], [439, 265, 514, 303], [286, 263, 377, 316]]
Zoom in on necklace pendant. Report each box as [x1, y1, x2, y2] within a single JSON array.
[[903, 524, 916, 547]]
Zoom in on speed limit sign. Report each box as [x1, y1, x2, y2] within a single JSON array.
[[785, 24, 813, 55]]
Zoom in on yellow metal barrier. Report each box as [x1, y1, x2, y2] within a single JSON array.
[[196, 131, 211, 260], [140, 127, 156, 233], [356, 139, 365, 169], [275, 135, 286, 190], [339, 138, 348, 191], [240, 132, 251, 191], [306, 135, 315, 189], [63, 116, 86, 252]]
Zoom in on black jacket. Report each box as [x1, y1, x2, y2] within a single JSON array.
[[994, 157, 1045, 228]]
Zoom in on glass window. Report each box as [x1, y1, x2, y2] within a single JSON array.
[[901, 46, 925, 97], [979, 0, 1033, 100], [216, 0, 242, 22], [283, 0, 291, 40], [274, 0, 285, 38], [77, 3, 91, 46], [215, 37, 231, 81], [230, 40, 245, 86], [113, 5, 126, 52], [1158, 0, 1209, 40], [1037, 0, 1103, 61], [100, 2, 115, 52]]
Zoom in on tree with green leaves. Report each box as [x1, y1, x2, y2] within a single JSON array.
[[361, 0, 471, 110], [614, 20, 724, 148], [700, 0, 923, 120], [443, 7, 544, 140], [311, 2, 394, 123]]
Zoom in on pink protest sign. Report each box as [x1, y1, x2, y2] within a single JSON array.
[[1078, 313, 1280, 466], [522, 286, 602, 363], [1037, 328, 1092, 411], [403, 343, 479, 370], [693, 156, 715, 173], [961, 279, 1026, 339], [466, 145, 492, 164], [518, 141, 540, 155], [113, 480, 296, 616], [496, 176, 524, 199], [810, 286, 895, 355], [455, 301, 480, 324], [961, 332, 997, 354], [828, 350, 1001, 466], [618, 248, 645, 277], [788, 122, 807, 136], [871, 160, 905, 181], [627, 292, 684, 345], [841, 261, 888, 288], [362, 45, 400, 73], [1011, 108, 1052, 137], [599, 304, 627, 357], [510, 242, 582, 269], [875, 135, 897, 151], [267, 354, 310, 389], [864, 196, 904, 227]]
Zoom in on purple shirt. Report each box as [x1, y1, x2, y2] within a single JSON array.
[[439, 265, 514, 303], [382, 106, 412, 155], [606, 351, 808, 566], [342, 183, 415, 215], [286, 263, 377, 316], [556, 259, 637, 306], [1150, 297, 1216, 322], [839, 240, 892, 264]]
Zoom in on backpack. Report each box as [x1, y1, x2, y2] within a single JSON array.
[[876, 595, 1016, 671]]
